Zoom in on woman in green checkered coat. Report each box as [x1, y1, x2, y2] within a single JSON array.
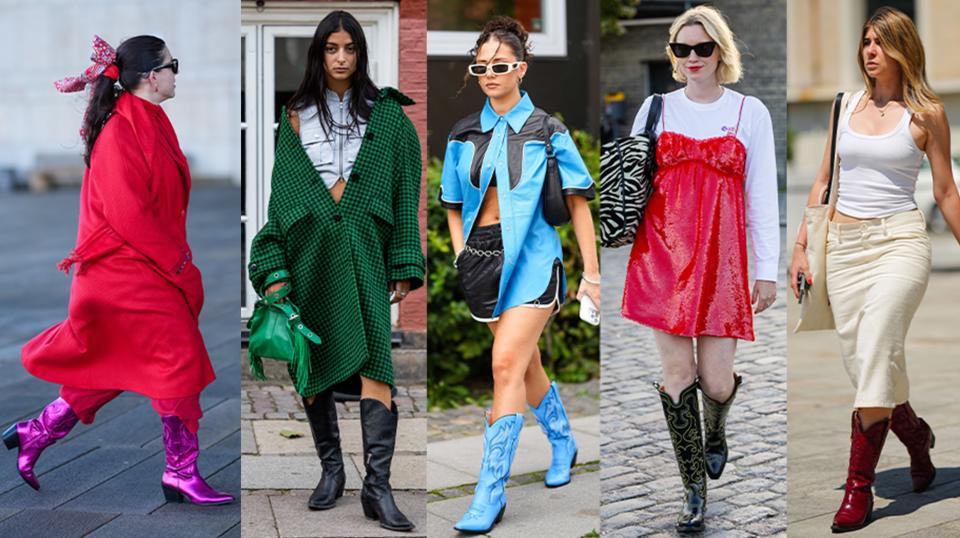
[[248, 11, 423, 532]]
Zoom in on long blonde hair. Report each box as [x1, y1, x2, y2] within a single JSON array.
[[666, 5, 742, 85], [859, 7, 940, 114]]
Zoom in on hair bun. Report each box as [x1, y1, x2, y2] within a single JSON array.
[[481, 16, 529, 44], [472, 15, 533, 60]]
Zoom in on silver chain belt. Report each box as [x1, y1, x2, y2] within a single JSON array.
[[463, 244, 503, 257]]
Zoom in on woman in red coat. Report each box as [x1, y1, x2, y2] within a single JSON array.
[[2, 35, 233, 505]]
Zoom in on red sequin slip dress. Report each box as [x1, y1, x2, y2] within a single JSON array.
[[621, 95, 754, 341]]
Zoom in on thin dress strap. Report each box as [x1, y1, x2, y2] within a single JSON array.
[[661, 95, 667, 132], [732, 95, 747, 136]]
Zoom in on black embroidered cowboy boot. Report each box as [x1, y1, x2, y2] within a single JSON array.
[[701, 374, 742, 480], [658, 381, 707, 534]]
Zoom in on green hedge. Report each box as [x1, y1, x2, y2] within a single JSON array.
[[426, 126, 601, 409]]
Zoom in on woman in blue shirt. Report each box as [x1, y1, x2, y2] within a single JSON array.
[[439, 16, 600, 534]]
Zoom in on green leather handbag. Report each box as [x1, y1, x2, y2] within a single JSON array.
[[247, 277, 320, 395]]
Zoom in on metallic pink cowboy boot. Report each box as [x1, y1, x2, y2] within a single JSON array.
[[3, 397, 80, 490], [160, 416, 234, 505]]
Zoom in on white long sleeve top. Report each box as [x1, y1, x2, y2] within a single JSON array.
[[630, 87, 781, 282]]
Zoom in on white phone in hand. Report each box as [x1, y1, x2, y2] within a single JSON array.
[[579, 294, 600, 326]]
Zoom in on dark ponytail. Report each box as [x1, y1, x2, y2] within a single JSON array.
[[82, 35, 166, 166]]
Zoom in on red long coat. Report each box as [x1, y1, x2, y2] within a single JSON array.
[[21, 92, 215, 399]]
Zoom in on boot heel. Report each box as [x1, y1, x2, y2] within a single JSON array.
[[495, 503, 506, 524], [337, 482, 345, 499], [162, 485, 185, 503], [570, 450, 578, 468], [361, 495, 378, 520], [2, 424, 19, 450]]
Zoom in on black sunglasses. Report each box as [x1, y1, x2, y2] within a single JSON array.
[[153, 58, 179, 75], [669, 41, 717, 58]]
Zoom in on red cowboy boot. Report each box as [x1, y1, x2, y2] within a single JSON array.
[[831, 411, 889, 533], [890, 401, 936, 492]]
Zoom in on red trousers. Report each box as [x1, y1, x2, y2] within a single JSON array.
[[59, 386, 202, 434]]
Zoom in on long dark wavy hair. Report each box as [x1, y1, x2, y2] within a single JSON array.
[[287, 10, 379, 131], [83, 35, 167, 166]]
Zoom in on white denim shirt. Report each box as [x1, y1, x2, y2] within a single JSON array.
[[298, 88, 368, 189]]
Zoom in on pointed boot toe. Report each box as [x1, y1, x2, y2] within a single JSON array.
[[530, 382, 578, 488], [359, 399, 415, 531], [4, 398, 79, 491], [454, 413, 523, 534], [160, 416, 235, 506], [890, 401, 936, 493], [831, 412, 888, 533], [658, 382, 709, 533], [303, 391, 346, 510], [701, 375, 741, 481]]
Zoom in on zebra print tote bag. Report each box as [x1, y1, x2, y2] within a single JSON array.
[[599, 94, 662, 248]]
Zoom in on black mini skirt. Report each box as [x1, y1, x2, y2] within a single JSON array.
[[456, 223, 562, 322]]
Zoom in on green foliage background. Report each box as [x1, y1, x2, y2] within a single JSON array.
[[427, 127, 601, 409]]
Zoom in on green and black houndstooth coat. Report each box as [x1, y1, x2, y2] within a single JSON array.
[[248, 87, 425, 396]]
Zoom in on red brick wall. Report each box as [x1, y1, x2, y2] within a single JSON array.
[[396, 0, 428, 334]]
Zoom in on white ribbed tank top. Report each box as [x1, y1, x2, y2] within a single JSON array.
[[836, 90, 923, 218]]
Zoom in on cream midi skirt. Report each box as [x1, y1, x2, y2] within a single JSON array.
[[826, 209, 931, 408]]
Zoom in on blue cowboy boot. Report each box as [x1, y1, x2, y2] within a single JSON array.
[[530, 382, 578, 487], [453, 413, 524, 534]]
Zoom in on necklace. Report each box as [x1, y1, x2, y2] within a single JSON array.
[[874, 97, 899, 118]]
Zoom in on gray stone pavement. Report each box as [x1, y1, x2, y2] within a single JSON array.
[[241, 372, 427, 537], [426, 382, 600, 536], [0, 187, 241, 537], [599, 238, 788, 537], [786, 185, 960, 536]]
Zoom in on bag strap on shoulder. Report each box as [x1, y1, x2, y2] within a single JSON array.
[[541, 114, 555, 157], [824, 92, 845, 203], [644, 94, 663, 136]]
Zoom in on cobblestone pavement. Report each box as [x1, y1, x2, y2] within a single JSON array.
[[242, 375, 427, 421], [600, 241, 788, 537], [786, 186, 960, 537], [427, 378, 599, 442], [0, 188, 240, 537]]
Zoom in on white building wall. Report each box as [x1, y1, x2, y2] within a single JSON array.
[[0, 0, 239, 183]]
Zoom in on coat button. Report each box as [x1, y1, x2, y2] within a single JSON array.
[[334, 214, 342, 222]]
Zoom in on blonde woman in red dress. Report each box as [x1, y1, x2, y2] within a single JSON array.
[[621, 6, 779, 533], [3, 35, 232, 505]]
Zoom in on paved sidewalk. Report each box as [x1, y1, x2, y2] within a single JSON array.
[[599, 242, 788, 537], [241, 377, 427, 537], [426, 381, 600, 537], [787, 185, 960, 536], [0, 188, 241, 537]]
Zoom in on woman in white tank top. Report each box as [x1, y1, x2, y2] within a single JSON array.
[[789, 7, 960, 533]]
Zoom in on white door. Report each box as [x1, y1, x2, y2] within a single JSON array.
[[241, 2, 399, 319]]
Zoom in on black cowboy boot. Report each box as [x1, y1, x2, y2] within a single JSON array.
[[302, 390, 346, 510], [360, 399, 414, 532], [658, 381, 707, 534], [701, 374, 743, 480]]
